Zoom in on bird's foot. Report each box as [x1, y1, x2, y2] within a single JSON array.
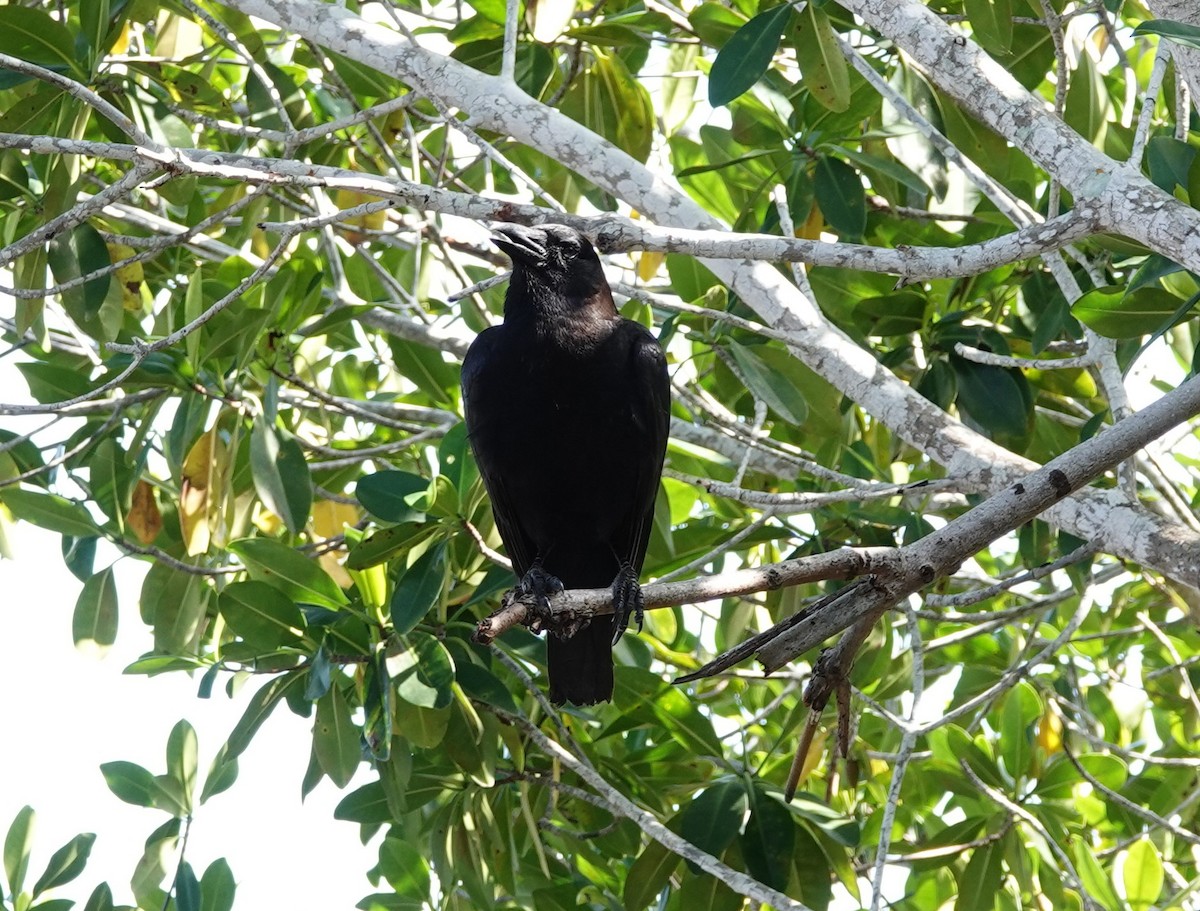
[[610, 563, 644, 645], [516, 564, 567, 636]]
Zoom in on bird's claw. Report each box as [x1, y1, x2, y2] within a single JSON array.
[[517, 564, 587, 638], [611, 563, 644, 646]]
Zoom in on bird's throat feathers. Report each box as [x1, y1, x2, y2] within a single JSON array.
[[503, 268, 619, 345]]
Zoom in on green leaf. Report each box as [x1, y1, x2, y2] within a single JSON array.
[[677, 779, 747, 873], [954, 839, 1006, 911], [100, 761, 158, 808], [679, 867, 741, 911], [964, 0, 1013, 54], [741, 782, 794, 892], [99, 763, 177, 811], [1000, 680, 1041, 780], [0, 7, 85, 87], [175, 861, 200, 911], [708, 4, 792, 107], [224, 673, 304, 760], [377, 836, 431, 900], [813, 156, 866, 239], [394, 633, 455, 710], [1122, 837, 1163, 911], [952, 359, 1033, 450], [31, 833, 95, 897], [80, 0, 112, 68], [356, 471, 430, 524], [794, 3, 849, 112], [82, 882, 115, 911], [229, 538, 348, 608], [561, 50, 655, 163], [167, 720, 198, 813], [726, 341, 808, 425], [314, 685, 361, 788], [199, 858, 236, 911], [334, 782, 394, 825], [4, 805, 35, 897], [199, 749, 239, 805], [1035, 753, 1127, 800], [1, 489, 99, 538], [1072, 837, 1123, 911], [140, 563, 207, 655], [219, 580, 306, 649], [72, 567, 118, 657], [1063, 52, 1108, 145], [1145, 135, 1196, 194], [1073, 285, 1195, 339], [249, 418, 312, 535], [393, 701, 450, 749], [390, 542, 447, 635], [623, 838, 679, 911], [346, 522, 438, 571], [48, 223, 118, 342], [15, 362, 94, 405], [1133, 18, 1200, 51]]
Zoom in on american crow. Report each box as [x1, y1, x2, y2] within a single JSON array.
[[462, 224, 670, 704]]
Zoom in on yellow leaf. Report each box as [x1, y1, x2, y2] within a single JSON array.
[[637, 251, 664, 282], [180, 426, 230, 556], [312, 499, 358, 539], [320, 550, 354, 590], [111, 21, 131, 55], [128, 480, 163, 545], [527, 0, 576, 43], [798, 727, 828, 784], [1036, 706, 1063, 754], [252, 504, 283, 536], [106, 242, 145, 311], [797, 202, 824, 239], [179, 428, 216, 556]]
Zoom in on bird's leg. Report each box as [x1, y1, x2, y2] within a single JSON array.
[[516, 562, 565, 635], [610, 562, 644, 645]]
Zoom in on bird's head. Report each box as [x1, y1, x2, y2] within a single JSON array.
[[490, 223, 612, 313]]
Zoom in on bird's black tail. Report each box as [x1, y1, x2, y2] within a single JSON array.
[[547, 616, 615, 705]]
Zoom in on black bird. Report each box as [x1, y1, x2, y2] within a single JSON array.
[[461, 223, 670, 705]]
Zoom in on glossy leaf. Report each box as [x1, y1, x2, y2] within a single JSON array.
[[219, 580, 306, 648], [1, 489, 99, 538], [1122, 838, 1163, 911], [356, 471, 430, 524], [1073, 286, 1193, 338], [72, 567, 118, 657], [249, 418, 312, 535], [813, 156, 866, 239], [964, 0, 1012, 55], [4, 805, 35, 897], [377, 836, 431, 900], [623, 838, 679, 911], [229, 538, 349, 608], [676, 779, 747, 873], [390, 541, 447, 635], [708, 4, 792, 107], [794, 3, 849, 112], [1132, 19, 1200, 50], [31, 833, 95, 897], [725, 341, 808, 425], [954, 839, 1005, 911], [740, 782, 794, 892], [315, 685, 360, 787]]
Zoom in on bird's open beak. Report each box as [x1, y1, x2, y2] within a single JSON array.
[[490, 223, 548, 268]]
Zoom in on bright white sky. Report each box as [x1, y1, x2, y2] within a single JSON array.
[[0, 522, 378, 908]]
